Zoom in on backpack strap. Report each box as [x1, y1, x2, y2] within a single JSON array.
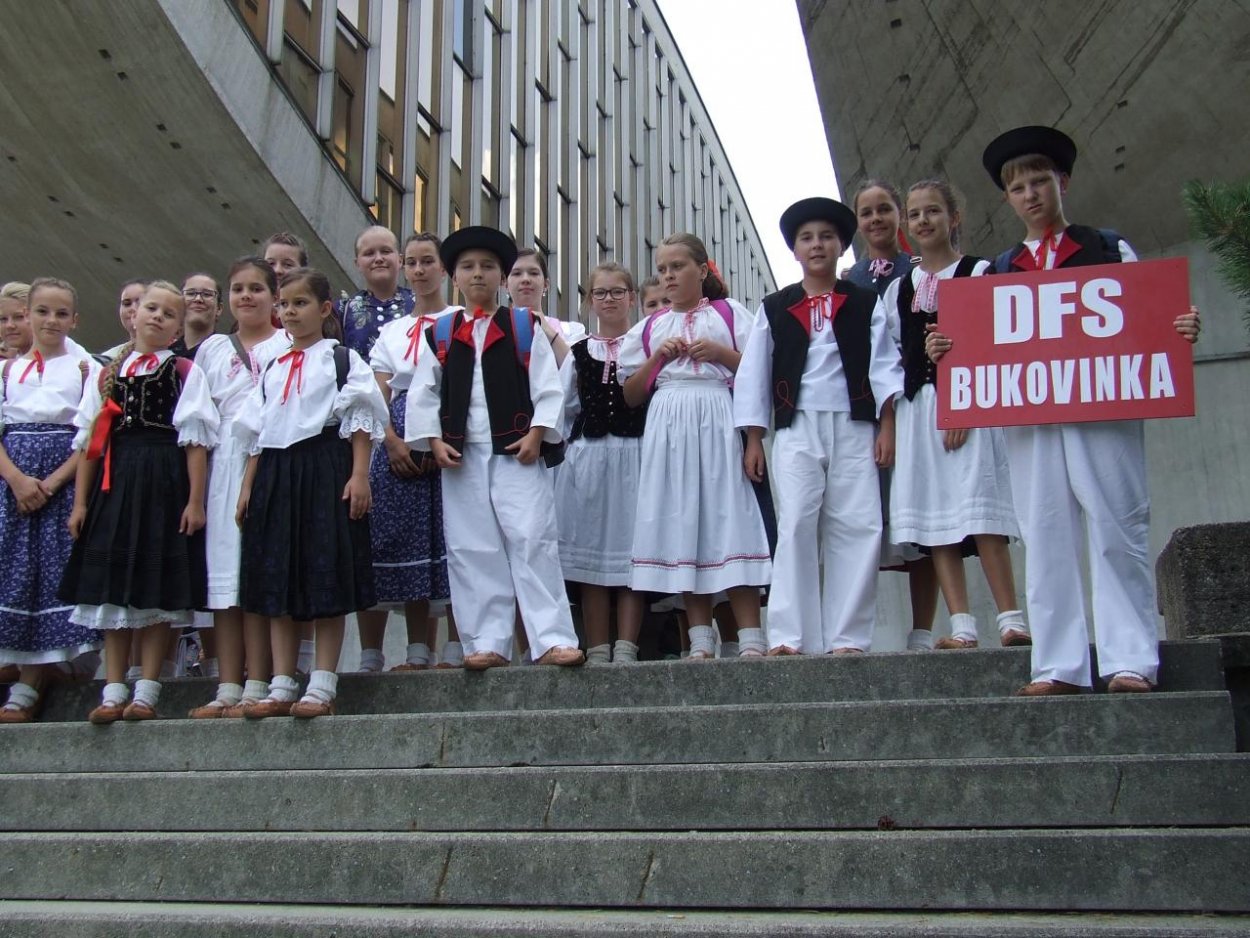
[[1, 358, 12, 405], [174, 355, 194, 387], [333, 344, 350, 391], [511, 307, 535, 367], [78, 358, 89, 392], [228, 333, 247, 363], [1097, 228, 1124, 263], [640, 310, 663, 358], [710, 299, 738, 351]]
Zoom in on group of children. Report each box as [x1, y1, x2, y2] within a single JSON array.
[[0, 124, 1201, 725]]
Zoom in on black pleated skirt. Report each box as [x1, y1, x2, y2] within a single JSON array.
[[58, 429, 207, 612], [239, 429, 375, 621]]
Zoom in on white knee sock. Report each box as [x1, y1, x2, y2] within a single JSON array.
[[949, 613, 978, 642], [358, 648, 385, 672], [612, 640, 639, 663], [267, 674, 300, 702], [101, 682, 131, 706], [586, 643, 611, 665], [907, 629, 934, 651], [405, 643, 431, 666], [3, 682, 37, 710], [297, 639, 316, 673], [301, 669, 338, 704], [242, 679, 269, 701], [687, 625, 716, 658], [132, 679, 162, 709], [213, 682, 244, 706], [996, 609, 1028, 636]]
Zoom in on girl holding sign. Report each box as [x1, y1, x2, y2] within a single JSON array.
[[881, 179, 1030, 652]]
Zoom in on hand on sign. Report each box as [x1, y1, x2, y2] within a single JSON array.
[[943, 428, 969, 452], [1174, 306, 1200, 344], [925, 323, 951, 363]]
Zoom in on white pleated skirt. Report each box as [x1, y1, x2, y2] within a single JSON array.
[[891, 384, 1019, 546], [629, 381, 771, 594], [555, 435, 643, 587]]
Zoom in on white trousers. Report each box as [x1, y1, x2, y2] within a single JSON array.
[[767, 411, 881, 653], [440, 444, 579, 659], [1006, 420, 1158, 685]]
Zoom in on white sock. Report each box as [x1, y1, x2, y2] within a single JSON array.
[[3, 682, 37, 710], [719, 641, 740, 659], [159, 659, 176, 679], [203, 657, 220, 679], [737, 628, 767, 657], [124, 665, 142, 682], [242, 679, 269, 701], [301, 669, 338, 704], [949, 613, 978, 642], [267, 674, 300, 702], [996, 609, 1028, 636], [586, 643, 611, 665], [687, 625, 716, 658], [102, 682, 131, 706], [358, 648, 385, 672], [133, 679, 162, 708], [612, 640, 639, 663], [907, 629, 935, 651], [297, 639, 316, 673], [438, 641, 464, 666], [213, 682, 244, 706], [405, 643, 431, 666]]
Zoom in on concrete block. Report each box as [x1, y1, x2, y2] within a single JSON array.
[[1158, 524, 1250, 639], [4, 754, 1248, 833], [30, 640, 1228, 723], [2, 829, 1248, 912], [3, 902, 1249, 938], [0, 693, 1234, 776]]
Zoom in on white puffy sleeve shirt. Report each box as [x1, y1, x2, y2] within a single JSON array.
[[1, 353, 100, 431], [370, 306, 461, 394], [233, 339, 388, 455], [404, 310, 564, 451], [618, 297, 753, 390], [196, 332, 291, 424]]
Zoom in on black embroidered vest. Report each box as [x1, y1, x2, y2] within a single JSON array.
[[112, 356, 181, 436], [569, 340, 646, 441], [898, 256, 982, 402]]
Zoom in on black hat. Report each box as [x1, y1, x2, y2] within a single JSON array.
[[779, 197, 856, 250], [439, 225, 519, 275], [981, 125, 1077, 190]]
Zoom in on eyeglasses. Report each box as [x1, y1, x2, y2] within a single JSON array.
[[590, 287, 629, 300], [182, 289, 219, 300]]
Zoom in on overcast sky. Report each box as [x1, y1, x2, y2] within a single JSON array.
[[655, 0, 841, 285]]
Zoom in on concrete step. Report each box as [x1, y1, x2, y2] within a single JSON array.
[[1, 692, 1234, 775], [3, 753, 1248, 832], [2, 829, 1247, 912], [3, 902, 1249, 937], [28, 639, 1227, 722]]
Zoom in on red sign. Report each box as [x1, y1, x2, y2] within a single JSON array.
[[935, 258, 1194, 429]]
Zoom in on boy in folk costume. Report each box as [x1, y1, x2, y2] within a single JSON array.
[[405, 226, 583, 670], [736, 198, 904, 655], [930, 126, 1200, 694]]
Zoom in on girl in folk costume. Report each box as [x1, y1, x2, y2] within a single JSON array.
[[187, 258, 290, 718], [0, 279, 102, 722], [844, 179, 940, 651], [404, 226, 584, 670], [235, 269, 388, 718], [60, 282, 220, 723], [556, 263, 649, 665], [881, 179, 1028, 650], [367, 232, 458, 672], [339, 225, 413, 673], [620, 233, 772, 660], [507, 248, 587, 367], [0, 282, 34, 362], [99, 279, 150, 364], [638, 277, 667, 316]]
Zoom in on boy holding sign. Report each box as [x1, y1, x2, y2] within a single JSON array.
[[930, 126, 1199, 695]]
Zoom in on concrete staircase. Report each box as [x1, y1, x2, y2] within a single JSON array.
[[2, 641, 1249, 936]]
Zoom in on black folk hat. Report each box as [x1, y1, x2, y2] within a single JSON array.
[[439, 225, 519, 275], [981, 125, 1077, 190], [779, 197, 857, 250]]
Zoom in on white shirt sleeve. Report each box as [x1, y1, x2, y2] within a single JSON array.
[[370, 327, 397, 375], [403, 332, 444, 451], [878, 279, 903, 351], [617, 318, 650, 373], [868, 292, 905, 416], [527, 327, 564, 442], [173, 361, 221, 448], [334, 349, 389, 442], [233, 382, 265, 456], [71, 371, 106, 451], [733, 303, 774, 430], [1118, 239, 1138, 263]]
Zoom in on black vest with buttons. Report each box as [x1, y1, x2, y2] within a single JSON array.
[[112, 356, 180, 435], [897, 256, 982, 401], [761, 280, 878, 429], [569, 340, 647, 441]]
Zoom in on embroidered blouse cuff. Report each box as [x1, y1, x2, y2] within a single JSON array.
[[339, 410, 387, 443], [177, 421, 218, 449]]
